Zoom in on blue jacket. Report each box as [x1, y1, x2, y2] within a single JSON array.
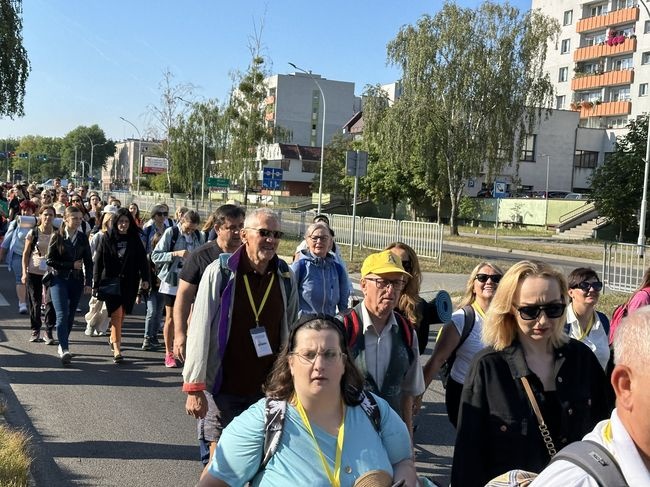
[[291, 249, 350, 316]]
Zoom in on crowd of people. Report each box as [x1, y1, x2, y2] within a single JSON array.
[[1, 178, 649, 486]]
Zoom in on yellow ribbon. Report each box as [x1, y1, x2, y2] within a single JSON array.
[[295, 395, 345, 487], [572, 305, 595, 340], [243, 274, 275, 325], [471, 301, 487, 321]]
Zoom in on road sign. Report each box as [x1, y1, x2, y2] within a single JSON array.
[[207, 177, 230, 188], [345, 150, 368, 177], [493, 181, 507, 198], [262, 166, 283, 190]]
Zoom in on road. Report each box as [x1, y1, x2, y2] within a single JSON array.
[[0, 265, 456, 487]]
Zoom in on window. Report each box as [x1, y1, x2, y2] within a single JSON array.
[[645, 20, 650, 34], [610, 87, 631, 101], [590, 4, 607, 17], [519, 134, 536, 162], [615, 0, 634, 9], [556, 95, 566, 109], [559, 67, 569, 82], [643, 52, 650, 65], [302, 160, 319, 173], [640, 83, 648, 96], [561, 39, 571, 54], [574, 150, 599, 169], [563, 10, 573, 25], [613, 56, 633, 70]]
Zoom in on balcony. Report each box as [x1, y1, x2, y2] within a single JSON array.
[[573, 37, 636, 62], [571, 69, 634, 90], [571, 100, 632, 118], [576, 7, 639, 33]]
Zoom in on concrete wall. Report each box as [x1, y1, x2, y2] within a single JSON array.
[[467, 197, 588, 226]]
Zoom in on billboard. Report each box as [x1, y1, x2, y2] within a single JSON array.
[[142, 156, 168, 174]]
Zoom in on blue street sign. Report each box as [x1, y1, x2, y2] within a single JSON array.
[[262, 166, 283, 190]]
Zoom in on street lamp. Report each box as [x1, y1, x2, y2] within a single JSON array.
[[120, 116, 143, 193], [289, 62, 327, 214], [85, 135, 106, 190], [176, 97, 207, 204]]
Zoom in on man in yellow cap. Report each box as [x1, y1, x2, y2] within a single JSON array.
[[340, 249, 425, 438]]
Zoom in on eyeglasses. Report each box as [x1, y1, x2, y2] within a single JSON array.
[[309, 235, 330, 242], [572, 281, 603, 292], [364, 277, 406, 291], [290, 349, 345, 365], [475, 273, 502, 284], [155, 212, 169, 217], [516, 303, 566, 321], [246, 227, 284, 239]]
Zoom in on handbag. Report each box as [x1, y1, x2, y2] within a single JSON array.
[[520, 376, 557, 458], [97, 277, 121, 301], [42, 270, 54, 286]]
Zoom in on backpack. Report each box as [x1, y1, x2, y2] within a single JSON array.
[[609, 289, 650, 344], [169, 225, 202, 251], [484, 440, 627, 487], [259, 390, 381, 471], [438, 305, 475, 389], [341, 307, 415, 366]]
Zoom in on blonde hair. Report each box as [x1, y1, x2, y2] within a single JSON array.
[[458, 261, 505, 308], [482, 260, 569, 351], [386, 242, 423, 325]]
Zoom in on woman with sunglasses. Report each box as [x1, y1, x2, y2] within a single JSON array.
[[418, 261, 503, 427], [451, 260, 611, 487], [566, 268, 610, 371], [198, 314, 418, 487]]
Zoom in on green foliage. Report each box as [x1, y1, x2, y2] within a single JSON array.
[[386, 0, 560, 234], [590, 116, 648, 240], [458, 196, 478, 220], [149, 173, 181, 193], [61, 125, 115, 185], [0, 0, 30, 118], [14, 136, 63, 182], [319, 133, 356, 208]]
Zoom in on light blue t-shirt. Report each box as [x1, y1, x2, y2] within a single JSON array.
[[208, 394, 412, 487]]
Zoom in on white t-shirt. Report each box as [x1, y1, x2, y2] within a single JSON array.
[[450, 306, 486, 384], [565, 306, 610, 371]]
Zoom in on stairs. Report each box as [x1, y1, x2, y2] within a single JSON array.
[[554, 217, 600, 240]]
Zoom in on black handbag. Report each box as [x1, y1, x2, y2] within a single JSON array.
[[97, 277, 121, 301]]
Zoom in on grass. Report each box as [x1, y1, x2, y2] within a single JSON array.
[[0, 422, 30, 487]]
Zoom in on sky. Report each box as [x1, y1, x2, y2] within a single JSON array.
[[0, 0, 531, 142]]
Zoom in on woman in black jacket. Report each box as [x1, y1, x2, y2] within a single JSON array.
[[451, 260, 612, 487], [46, 206, 93, 365], [93, 208, 150, 363]]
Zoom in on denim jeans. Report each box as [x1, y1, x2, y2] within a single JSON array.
[[144, 290, 164, 339], [49, 275, 83, 350]]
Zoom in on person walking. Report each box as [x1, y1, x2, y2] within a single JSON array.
[[93, 208, 150, 363], [46, 206, 93, 365], [21, 204, 57, 343]]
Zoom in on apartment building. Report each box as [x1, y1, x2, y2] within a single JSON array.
[[533, 0, 650, 130], [102, 138, 162, 191]]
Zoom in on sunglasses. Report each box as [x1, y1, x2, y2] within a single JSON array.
[[516, 302, 566, 321], [247, 227, 284, 239], [572, 281, 603, 292], [475, 273, 502, 284], [155, 212, 169, 217]]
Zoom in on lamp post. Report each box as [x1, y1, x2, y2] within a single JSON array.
[[289, 62, 327, 214], [85, 135, 106, 190], [177, 97, 206, 203], [540, 153, 551, 227], [120, 116, 143, 193]]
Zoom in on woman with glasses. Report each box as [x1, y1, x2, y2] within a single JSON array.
[[451, 260, 611, 487], [418, 261, 503, 427], [198, 314, 418, 487], [565, 268, 610, 371], [291, 222, 350, 316]]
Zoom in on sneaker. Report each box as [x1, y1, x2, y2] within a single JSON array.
[[44, 331, 56, 346], [18, 303, 27, 315], [141, 338, 152, 351], [84, 326, 94, 336], [58, 346, 71, 365], [29, 331, 42, 342], [164, 352, 177, 368], [149, 336, 160, 347]]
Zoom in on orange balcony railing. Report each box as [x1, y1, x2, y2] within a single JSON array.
[[265, 111, 275, 121], [576, 7, 639, 33], [571, 69, 634, 90], [265, 95, 275, 104], [573, 37, 636, 62], [571, 100, 632, 118]]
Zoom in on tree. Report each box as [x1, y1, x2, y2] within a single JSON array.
[[0, 0, 30, 118], [61, 125, 115, 185], [386, 1, 559, 234], [14, 136, 63, 182], [319, 133, 356, 209], [590, 116, 648, 241]]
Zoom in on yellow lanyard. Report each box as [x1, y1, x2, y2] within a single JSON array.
[[243, 274, 275, 325], [574, 307, 595, 340], [472, 301, 487, 321], [295, 396, 345, 487]]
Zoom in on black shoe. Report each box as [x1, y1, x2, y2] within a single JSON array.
[[113, 354, 123, 364]]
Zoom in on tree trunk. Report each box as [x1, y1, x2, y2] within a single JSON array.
[[449, 194, 460, 236], [390, 198, 397, 220], [436, 197, 442, 224]]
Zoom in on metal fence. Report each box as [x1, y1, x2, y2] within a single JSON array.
[[602, 242, 650, 293]]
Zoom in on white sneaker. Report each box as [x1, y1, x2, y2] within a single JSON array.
[[58, 347, 71, 365], [84, 326, 94, 336], [18, 303, 27, 314]]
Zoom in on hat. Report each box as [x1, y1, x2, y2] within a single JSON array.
[[361, 250, 411, 278], [103, 204, 118, 215], [353, 470, 393, 487]]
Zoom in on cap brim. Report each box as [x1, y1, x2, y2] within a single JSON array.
[[364, 267, 412, 278]]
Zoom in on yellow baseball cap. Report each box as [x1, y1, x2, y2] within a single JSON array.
[[361, 250, 412, 278]]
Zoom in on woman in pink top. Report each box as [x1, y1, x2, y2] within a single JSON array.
[[610, 268, 650, 343]]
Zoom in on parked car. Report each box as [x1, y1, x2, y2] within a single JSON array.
[[564, 192, 589, 200]]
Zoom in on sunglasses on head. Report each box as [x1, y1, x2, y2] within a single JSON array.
[[572, 281, 603, 292], [516, 302, 566, 321], [155, 211, 169, 217], [247, 227, 284, 239], [475, 273, 502, 284]]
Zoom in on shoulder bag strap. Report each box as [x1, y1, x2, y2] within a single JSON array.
[[520, 376, 557, 458]]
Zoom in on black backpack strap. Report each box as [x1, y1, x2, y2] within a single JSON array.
[[551, 440, 628, 487], [260, 398, 287, 470], [29, 226, 39, 256], [357, 390, 381, 432], [170, 225, 180, 250], [596, 311, 610, 337]]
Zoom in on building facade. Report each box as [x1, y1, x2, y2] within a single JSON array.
[[255, 143, 321, 196], [102, 138, 162, 191]]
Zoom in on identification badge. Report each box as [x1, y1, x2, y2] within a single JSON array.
[[250, 326, 273, 357], [39, 258, 48, 271]]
